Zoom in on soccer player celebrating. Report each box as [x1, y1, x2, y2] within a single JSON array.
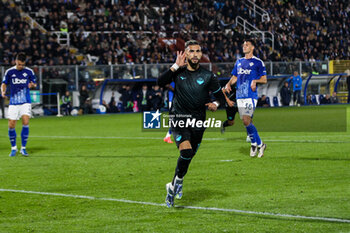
[[225, 39, 267, 158], [1, 53, 37, 157], [158, 40, 224, 207]]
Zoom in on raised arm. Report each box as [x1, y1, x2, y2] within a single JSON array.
[[157, 51, 186, 87]]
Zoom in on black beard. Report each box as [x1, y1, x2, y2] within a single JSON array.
[[188, 59, 199, 69]]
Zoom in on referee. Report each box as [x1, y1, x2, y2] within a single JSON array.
[[158, 40, 225, 207]]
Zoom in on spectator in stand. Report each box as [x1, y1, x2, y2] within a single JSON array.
[[102, 100, 110, 113], [108, 92, 119, 113], [60, 90, 72, 115], [288, 71, 302, 106], [120, 85, 134, 112], [137, 84, 151, 112], [280, 81, 291, 106], [320, 94, 331, 104], [150, 65, 160, 79], [79, 84, 90, 114], [330, 92, 339, 104], [150, 85, 163, 110], [306, 94, 313, 105], [257, 95, 270, 107]]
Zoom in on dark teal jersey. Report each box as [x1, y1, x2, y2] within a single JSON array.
[[158, 66, 223, 120]]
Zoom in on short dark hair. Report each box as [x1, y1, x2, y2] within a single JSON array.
[[185, 40, 200, 49], [16, 53, 26, 62], [244, 38, 256, 47]]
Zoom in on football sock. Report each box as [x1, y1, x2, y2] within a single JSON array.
[[21, 125, 29, 148], [246, 123, 258, 146], [165, 130, 172, 138], [9, 128, 17, 148], [223, 120, 229, 127], [172, 149, 194, 184]]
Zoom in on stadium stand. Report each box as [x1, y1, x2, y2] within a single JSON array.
[[2, 0, 349, 66], [251, 0, 350, 61]]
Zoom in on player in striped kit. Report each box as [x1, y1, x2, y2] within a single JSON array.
[[1, 53, 37, 157]]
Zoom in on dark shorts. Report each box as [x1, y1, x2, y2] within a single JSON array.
[[226, 106, 238, 121], [171, 126, 205, 154]]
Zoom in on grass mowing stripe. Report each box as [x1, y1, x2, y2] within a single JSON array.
[[23, 135, 350, 143], [1, 188, 349, 224]]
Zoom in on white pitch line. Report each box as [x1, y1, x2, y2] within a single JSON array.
[[0, 188, 349, 224], [28, 135, 225, 141]]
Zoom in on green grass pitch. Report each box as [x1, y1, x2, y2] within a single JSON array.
[[0, 105, 349, 232]]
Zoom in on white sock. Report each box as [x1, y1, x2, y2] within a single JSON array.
[[165, 132, 171, 138], [11, 146, 17, 150]]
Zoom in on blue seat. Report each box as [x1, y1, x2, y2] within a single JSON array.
[[273, 96, 279, 107], [311, 95, 317, 105], [265, 96, 271, 106]]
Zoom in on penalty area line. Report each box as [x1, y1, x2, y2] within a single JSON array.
[[0, 188, 349, 224]]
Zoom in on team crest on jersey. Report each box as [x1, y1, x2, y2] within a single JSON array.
[[196, 77, 204, 85], [250, 62, 254, 67], [23, 73, 28, 77], [180, 76, 186, 80]]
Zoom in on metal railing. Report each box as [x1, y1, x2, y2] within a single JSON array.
[[0, 61, 329, 92], [20, 12, 47, 33], [236, 16, 274, 50], [244, 0, 270, 22]]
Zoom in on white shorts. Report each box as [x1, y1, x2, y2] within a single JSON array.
[[8, 103, 32, 120], [237, 98, 257, 119]]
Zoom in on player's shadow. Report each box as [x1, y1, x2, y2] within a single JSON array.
[[27, 146, 47, 153], [238, 146, 249, 155], [177, 188, 228, 207]]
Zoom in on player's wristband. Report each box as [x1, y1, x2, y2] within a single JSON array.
[[213, 101, 219, 107], [171, 63, 179, 71]]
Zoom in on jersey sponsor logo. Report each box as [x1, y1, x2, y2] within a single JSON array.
[[180, 76, 186, 80], [12, 78, 27, 85], [196, 77, 204, 85], [238, 68, 252, 75]]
